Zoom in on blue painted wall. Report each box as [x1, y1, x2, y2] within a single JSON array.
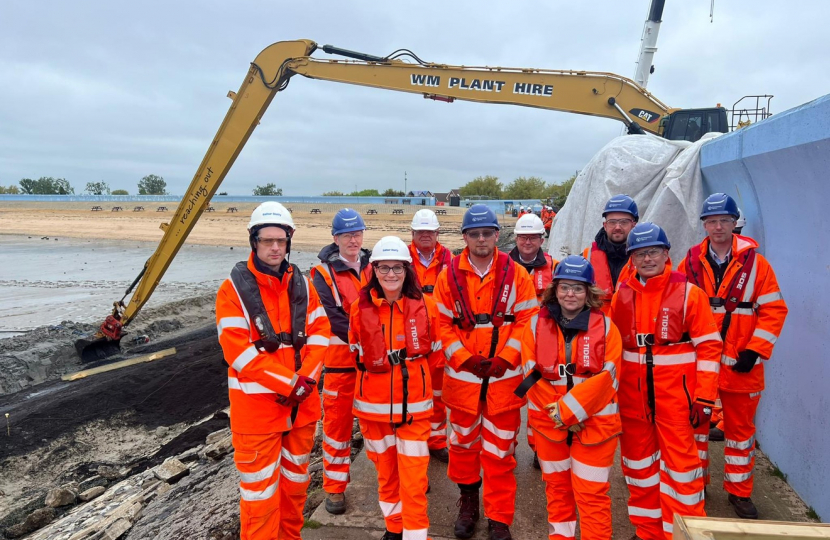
[[0, 194, 436, 205], [699, 93, 830, 520]]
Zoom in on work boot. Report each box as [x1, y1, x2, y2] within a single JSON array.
[[325, 492, 346, 515], [728, 493, 759, 519], [454, 487, 480, 538], [532, 452, 541, 470], [429, 447, 450, 463], [380, 531, 403, 540], [487, 519, 513, 540], [709, 425, 725, 441]]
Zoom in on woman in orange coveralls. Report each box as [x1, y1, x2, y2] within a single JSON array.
[[516, 255, 622, 540], [348, 236, 443, 540]]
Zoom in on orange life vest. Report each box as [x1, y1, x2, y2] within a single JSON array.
[[532, 253, 556, 299], [330, 263, 373, 313], [535, 308, 606, 380], [448, 251, 516, 332], [356, 290, 432, 371], [588, 243, 614, 298], [615, 272, 688, 349]]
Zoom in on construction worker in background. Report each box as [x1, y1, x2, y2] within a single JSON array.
[[509, 212, 559, 468], [610, 222, 722, 540], [733, 208, 746, 234], [349, 236, 443, 540], [541, 206, 555, 237], [515, 255, 622, 540], [310, 208, 372, 515], [434, 204, 538, 540], [583, 195, 638, 313], [409, 208, 453, 463], [216, 202, 330, 540], [678, 194, 788, 520]]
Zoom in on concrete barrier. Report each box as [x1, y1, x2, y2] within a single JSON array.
[[700, 92, 830, 520]]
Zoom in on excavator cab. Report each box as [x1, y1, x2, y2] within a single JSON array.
[[661, 107, 728, 142]]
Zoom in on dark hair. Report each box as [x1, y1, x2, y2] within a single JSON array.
[[362, 262, 423, 300], [541, 279, 605, 310]]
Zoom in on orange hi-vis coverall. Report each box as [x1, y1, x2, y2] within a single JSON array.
[[310, 243, 372, 494], [610, 264, 722, 540], [583, 241, 634, 315], [216, 255, 330, 540], [434, 249, 538, 525], [678, 234, 788, 497], [348, 289, 443, 540], [520, 305, 623, 540], [410, 241, 453, 451]]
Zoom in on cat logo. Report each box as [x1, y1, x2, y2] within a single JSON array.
[[628, 108, 661, 124]]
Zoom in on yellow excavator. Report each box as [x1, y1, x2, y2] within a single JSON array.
[[75, 39, 733, 361]]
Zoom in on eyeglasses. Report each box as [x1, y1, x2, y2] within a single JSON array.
[[256, 237, 288, 247], [605, 218, 634, 227], [516, 235, 543, 242], [631, 247, 666, 262], [338, 231, 364, 241], [703, 217, 736, 228], [465, 229, 497, 239], [375, 264, 406, 275], [557, 283, 587, 295]]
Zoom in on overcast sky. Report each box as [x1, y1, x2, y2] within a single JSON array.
[[1, 1, 827, 196]]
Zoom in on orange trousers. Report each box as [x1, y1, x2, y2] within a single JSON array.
[[721, 390, 760, 498], [232, 422, 315, 540], [321, 370, 355, 493], [360, 418, 431, 537], [428, 365, 447, 450], [535, 428, 617, 540], [447, 406, 521, 525], [620, 416, 706, 540], [694, 397, 725, 486]]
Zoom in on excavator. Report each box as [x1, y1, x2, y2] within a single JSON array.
[[75, 38, 734, 361]]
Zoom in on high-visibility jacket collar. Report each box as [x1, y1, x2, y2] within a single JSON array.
[[699, 234, 758, 261], [317, 242, 371, 275], [508, 246, 547, 270], [626, 261, 675, 295], [457, 247, 497, 276], [246, 254, 292, 290], [409, 242, 450, 270]]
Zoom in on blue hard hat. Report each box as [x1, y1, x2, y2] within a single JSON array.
[[331, 208, 366, 236], [627, 222, 671, 253], [553, 255, 595, 284], [462, 204, 500, 232], [700, 193, 739, 219], [603, 194, 639, 221]]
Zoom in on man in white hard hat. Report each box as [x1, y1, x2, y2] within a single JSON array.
[[408, 208, 453, 463], [216, 202, 331, 540]]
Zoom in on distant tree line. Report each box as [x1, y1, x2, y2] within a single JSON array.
[[2, 174, 170, 196], [459, 174, 576, 207], [321, 188, 406, 197]]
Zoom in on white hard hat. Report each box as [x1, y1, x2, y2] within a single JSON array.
[[736, 208, 746, 228], [248, 201, 295, 231], [515, 213, 545, 235], [411, 209, 440, 231], [370, 236, 412, 263]]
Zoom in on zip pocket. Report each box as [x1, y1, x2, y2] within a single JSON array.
[[359, 370, 365, 397], [682, 375, 693, 411], [419, 365, 427, 397]]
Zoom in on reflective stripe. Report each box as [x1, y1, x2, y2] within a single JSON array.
[[621, 350, 696, 365], [513, 299, 538, 312], [323, 450, 350, 465], [482, 438, 514, 459], [307, 306, 327, 324], [500, 365, 524, 381], [281, 449, 310, 466], [264, 369, 296, 388], [364, 434, 397, 454], [379, 499, 402, 517], [697, 360, 721, 373], [548, 521, 576, 538], [725, 435, 755, 450], [280, 466, 309, 484], [560, 393, 588, 423], [432, 340, 443, 352], [660, 482, 704, 505], [482, 417, 516, 440], [445, 365, 483, 385], [506, 338, 522, 352], [307, 334, 329, 346], [237, 460, 279, 483], [663, 521, 674, 534], [436, 302, 454, 319], [756, 291, 784, 305], [625, 472, 660, 488], [661, 462, 704, 483], [433, 390, 443, 397], [329, 335, 348, 346], [323, 469, 349, 481], [451, 416, 481, 436], [231, 346, 259, 372], [691, 331, 722, 346], [530, 314, 538, 336], [539, 458, 571, 474], [228, 377, 275, 394], [742, 256, 759, 301], [353, 398, 433, 416], [397, 439, 429, 457], [240, 480, 279, 501], [217, 316, 249, 336], [604, 361, 617, 386], [698, 450, 708, 460], [714, 306, 756, 316], [622, 350, 639, 363], [628, 506, 662, 518], [322, 387, 337, 397], [753, 328, 778, 345], [444, 341, 465, 359], [528, 400, 541, 411], [595, 402, 619, 416], [694, 434, 708, 443], [749, 391, 761, 399], [572, 458, 611, 483], [724, 451, 755, 466], [725, 471, 754, 483], [622, 450, 660, 470], [403, 528, 429, 540], [323, 434, 351, 451], [449, 431, 480, 449]]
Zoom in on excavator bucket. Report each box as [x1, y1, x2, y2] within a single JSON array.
[[74, 334, 123, 363]]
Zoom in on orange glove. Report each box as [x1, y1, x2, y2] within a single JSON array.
[[279, 376, 317, 407], [484, 356, 512, 378]]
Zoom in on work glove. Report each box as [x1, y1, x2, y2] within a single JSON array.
[[732, 349, 760, 373], [461, 355, 490, 378], [568, 423, 585, 433], [278, 376, 317, 407], [544, 401, 565, 429], [484, 356, 512, 378], [689, 402, 713, 428]]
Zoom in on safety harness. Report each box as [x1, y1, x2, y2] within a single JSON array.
[[685, 244, 757, 339], [615, 272, 691, 422], [323, 262, 373, 373], [355, 291, 432, 425], [448, 251, 516, 401], [230, 261, 308, 425]]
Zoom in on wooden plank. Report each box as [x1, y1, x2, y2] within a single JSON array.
[[674, 515, 830, 540], [62, 348, 177, 381]]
